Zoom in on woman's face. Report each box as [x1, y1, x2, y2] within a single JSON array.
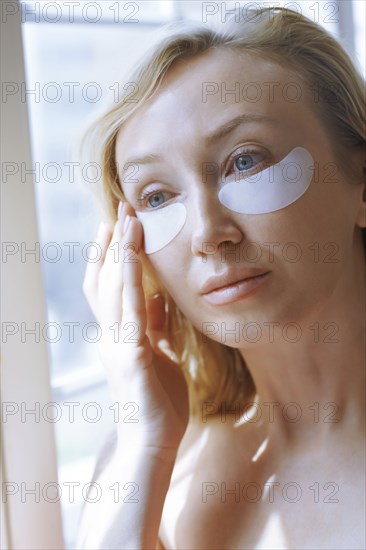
[[115, 48, 364, 347]]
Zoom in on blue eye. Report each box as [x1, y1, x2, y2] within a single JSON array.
[[147, 192, 166, 208], [235, 155, 254, 171], [136, 187, 175, 210]]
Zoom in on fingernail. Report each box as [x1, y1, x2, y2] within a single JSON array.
[[118, 201, 123, 219], [123, 215, 131, 233]]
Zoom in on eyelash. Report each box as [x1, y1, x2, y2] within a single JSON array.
[[136, 146, 267, 209]]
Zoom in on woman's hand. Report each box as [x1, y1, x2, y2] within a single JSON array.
[[82, 202, 190, 461]]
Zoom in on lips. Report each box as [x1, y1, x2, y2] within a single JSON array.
[[199, 267, 271, 295]]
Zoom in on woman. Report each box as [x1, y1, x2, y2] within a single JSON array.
[[77, 6, 365, 549]]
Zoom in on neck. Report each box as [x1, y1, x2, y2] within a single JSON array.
[[238, 252, 366, 449]]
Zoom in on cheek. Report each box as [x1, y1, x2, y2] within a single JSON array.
[[147, 246, 187, 289]]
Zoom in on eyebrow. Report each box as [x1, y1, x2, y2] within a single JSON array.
[[205, 113, 276, 145], [121, 113, 275, 170], [122, 153, 161, 168]]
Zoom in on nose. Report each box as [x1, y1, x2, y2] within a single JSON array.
[[189, 186, 244, 258]]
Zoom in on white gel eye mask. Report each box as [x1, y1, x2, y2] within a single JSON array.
[[135, 147, 314, 254], [135, 202, 187, 254], [218, 147, 314, 214]]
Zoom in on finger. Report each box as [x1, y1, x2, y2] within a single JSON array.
[[82, 221, 112, 314], [121, 217, 147, 347], [101, 202, 128, 278], [99, 203, 141, 332], [98, 202, 133, 328]]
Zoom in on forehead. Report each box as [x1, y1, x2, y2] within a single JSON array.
[[115, 48, 313, 157]]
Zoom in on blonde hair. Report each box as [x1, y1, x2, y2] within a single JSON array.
[[80, 6, 366, 419]]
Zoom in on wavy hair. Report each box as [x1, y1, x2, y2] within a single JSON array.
[[80, 6, 366, 419]]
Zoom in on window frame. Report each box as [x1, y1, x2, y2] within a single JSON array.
[[1, 2, 64, 548]]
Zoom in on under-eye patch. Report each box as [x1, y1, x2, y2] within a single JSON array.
[[218, 147, 314, 214], [135, 202, 187, 254]]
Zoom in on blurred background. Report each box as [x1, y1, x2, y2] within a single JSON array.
[[19, 1, 365, 547]]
